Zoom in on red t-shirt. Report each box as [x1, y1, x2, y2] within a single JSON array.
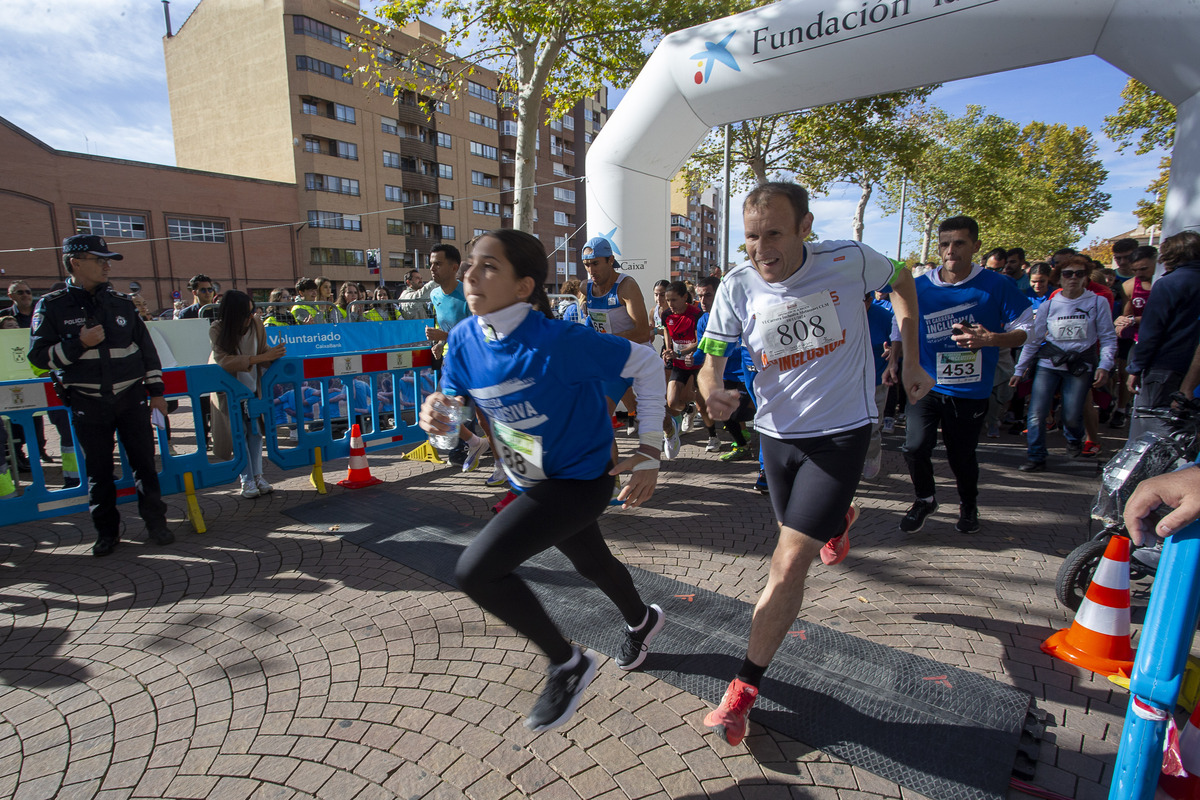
[[665, 305, 702, 370]]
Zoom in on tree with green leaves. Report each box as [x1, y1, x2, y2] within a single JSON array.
[[1102, 78, 1176, 229], [362, 0, 759, 232], [687, 88, 936, 241], [880, 106, 1110, 260]]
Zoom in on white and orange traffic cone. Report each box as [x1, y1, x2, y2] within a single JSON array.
[[1159, 703, 1200, 798], [338, 424, 383, 489], [1041, 536, 1136, 677]]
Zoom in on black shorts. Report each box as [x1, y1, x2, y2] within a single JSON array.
[[723, 379, 756, 423], [1117, 337, 1134, 360], [669, 366, 699, 384], [762, 425, 871, 540]]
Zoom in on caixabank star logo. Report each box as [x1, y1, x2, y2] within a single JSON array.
[[690, 31, 740, 84]]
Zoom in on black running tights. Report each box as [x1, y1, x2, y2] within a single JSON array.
[[455, 472, 646, 664]]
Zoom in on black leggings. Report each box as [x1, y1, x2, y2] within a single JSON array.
[[455, 471, 646, 664]]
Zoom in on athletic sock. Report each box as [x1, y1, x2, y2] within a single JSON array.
[[706, 424, 717, 436], [672, 414, 683, 432], [726, 421, 747, 447], [919, 495, 935, 504], [736, 658, 767, 688]]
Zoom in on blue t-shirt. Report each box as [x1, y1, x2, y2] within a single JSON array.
[[430, 282, 469, 333], [915, 268, 1032, 400], [866, 298, 894, 387], [442, 313, 634, 488]]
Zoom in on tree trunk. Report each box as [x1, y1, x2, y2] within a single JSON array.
[[852, 181, 872, 242], [920, 215, 934, 262], [512, 28, 563, 233]]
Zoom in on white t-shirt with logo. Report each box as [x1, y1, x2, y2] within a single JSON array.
[[700, 240, 896, 439], [1015, 290, 1118, 375]]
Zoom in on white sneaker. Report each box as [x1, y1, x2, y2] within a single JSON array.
[[882, 417, 895, 434], [862, 449, 882, 480], [240, 479, 260, 499], [681, 413, 694, 433], [485, 464, 508, 487], [706, 436, 721, 453], [255, 476, 274, 495], [665, 430, 682, 460], [624, 417, 638, 438], [462, 436, 490, 473]]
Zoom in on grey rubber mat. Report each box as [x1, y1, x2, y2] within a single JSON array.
[[285, 490, 1035, 800]]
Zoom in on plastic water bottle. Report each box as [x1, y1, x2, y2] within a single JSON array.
[[428, 397, 463, 451]]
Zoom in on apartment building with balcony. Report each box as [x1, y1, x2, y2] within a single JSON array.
[[669, 178, 721, 281], [164, 0, 608, 288]]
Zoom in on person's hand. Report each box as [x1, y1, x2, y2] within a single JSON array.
[[1092, 368, 1110, 390], [882, 362, 899, 386], [1114, 316, 1132, 333], [80, 324, 105, 347], [1128, 372, 1141, 393], [1124, 466, 1200, 544], [901, 361, 935, 404], [704, 388, 741, 421], [951, 322, 992, 351], [662, 350, 672, 366], [418, 392, 460, 436], [263, 343, 287, 363], [609, 449, 661, 509], [1009, 372, 1023, 388], [149, 395, 168, 420]]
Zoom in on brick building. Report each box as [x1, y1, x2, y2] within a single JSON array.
[[669, 179, 721, 281], [163, 0, 607, 290], [0, 117, 300, 313]]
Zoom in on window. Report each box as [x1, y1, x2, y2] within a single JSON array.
[[500, 120, 518, 137], [473, 228, 487, 237], [470, 141, 498, 160], [293, 16, 351, 49], [466, 81, 497, 103], [501, 178, 513, 190], [552, 162, 573, 177], [305, 173, 359, 195], [385, 185, 404, 203], [435, 101, 451, 115], [438, 163, 453, 180], [549, 118, 562, 132], [387, 219, 405, 236], [334, 103, 355, 124], [471, 171, 493, 188], [336, 141, 357, 160], [554, 211, 570, 226], [440, 225, 456, 240], [584, 132, 593, 143], [436, 131, 452, 148], [473, 200, 500, 216], [439, 194, 455, 210], [75, 210, 147, 239], [553, 187, 576, 203], [304, 137, 322, 154], [469, 111, 497, 130], [389, 252, 406, 269], [554, 236, 568, 251], [502, 205, 513, 219], [382, 150, 400, 168], [302, 98, 320, 116], [310, 248, 365, 266], [380, 116, 398, 135], [563, 115, 574, 130], [308, 211, 361, 232], [295, 55, 352, 84], [167, 218, 225, 242]]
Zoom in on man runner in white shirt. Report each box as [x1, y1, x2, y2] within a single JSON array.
[[697, 182, 932, 746]]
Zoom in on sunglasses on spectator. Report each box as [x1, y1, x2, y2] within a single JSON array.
[[1060, 269, 1088, 278]]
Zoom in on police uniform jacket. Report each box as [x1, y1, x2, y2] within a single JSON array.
[[28, 281, 165, 401]]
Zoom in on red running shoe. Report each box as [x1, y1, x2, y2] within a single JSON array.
[[491, 490, 517, 514], [1082, 440, 1101, 457], [820, 502, 859, 566], [704, 678, 759, 746]]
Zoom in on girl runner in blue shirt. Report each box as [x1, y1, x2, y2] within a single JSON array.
[[419, 229, 668, 733]]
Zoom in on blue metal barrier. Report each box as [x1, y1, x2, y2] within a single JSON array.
[[258, 345, 436, 475], [1109, 519, 1200, 798], [0, 365, 253, 532]]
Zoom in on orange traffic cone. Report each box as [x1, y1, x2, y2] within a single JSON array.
[[1041, 536, 1136, 677], [1160, 704, 1200, 798], [337, 424, 383, 489]]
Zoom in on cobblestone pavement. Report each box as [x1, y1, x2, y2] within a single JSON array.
[[1, 420, 1187, 800]]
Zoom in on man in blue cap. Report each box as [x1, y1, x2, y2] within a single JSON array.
[[581, 235, 657, 446], [28, 234, 174, 556]]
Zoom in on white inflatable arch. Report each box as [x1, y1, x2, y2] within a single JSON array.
[[586, 0, 1200, 284]]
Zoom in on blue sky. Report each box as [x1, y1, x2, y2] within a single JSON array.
[[0, 0, 1165, 261]]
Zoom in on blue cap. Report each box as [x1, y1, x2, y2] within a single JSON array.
[[582, 236, 613, 259], [63, 234, 123, 260]]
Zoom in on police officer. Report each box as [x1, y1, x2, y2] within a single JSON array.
[[28, 234, 174, 556]]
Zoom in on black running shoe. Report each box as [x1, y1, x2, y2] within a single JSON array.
[[956, 504, 980, 534], [525, 648, 597, 732], [148, 527, 175, 546], [899, 499, 938, 533], [616, 604, 665, 671], [93, 534, 119, 557], [754, 471, 769, 494]]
